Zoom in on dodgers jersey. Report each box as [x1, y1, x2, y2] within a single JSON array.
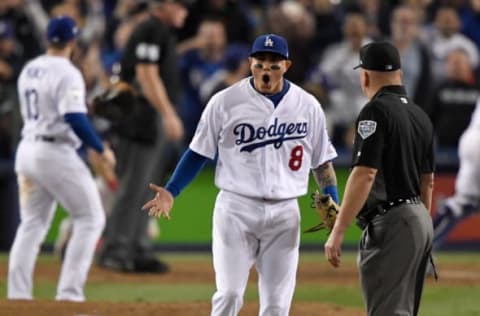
[[190, 78, 337, 200], [17, 55, 87, 148]]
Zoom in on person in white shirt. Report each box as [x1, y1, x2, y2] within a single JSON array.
[[8, 16, 115, 302], [142, 34, 338, 316]]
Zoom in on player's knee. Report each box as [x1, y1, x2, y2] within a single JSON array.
[[75, 210, 105, 232], [212, 290, 243, 307], [260, 295, 289, 316], [92, 211, 106, 232], [260, 305, 286, 316]]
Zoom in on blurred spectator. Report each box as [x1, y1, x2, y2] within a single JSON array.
[[0, 22, 19, 249], [266, 0, 316, 84], [102, 0, 150, 74], [178, 16, 227, 143], [459, 0, 480, 50], [0, 0, 42, 63], [0, 94, 18, 251], [294, 0, 342, 58], [178, 0, 253, 44], [355, 0, 393, 39], [49, 0, 105, 45], [0, 20, 22, 84], [307, 11, 371, 148], [422, 6, 479, 83], [80, 43, 109, 99], [426, 48, 479, 148], [199, 43, 250, 103], [390, 5, 432, 108]]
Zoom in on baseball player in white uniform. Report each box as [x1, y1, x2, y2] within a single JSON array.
[[433, 98, 480, 248], [8, 16, 115, 301], [143, 34, 338, 316]]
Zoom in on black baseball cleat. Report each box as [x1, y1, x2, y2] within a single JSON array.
[[133, 257, 170, 274], [97, 255, 135, 273]]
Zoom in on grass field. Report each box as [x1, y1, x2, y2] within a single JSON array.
[[45, 167, 361, 246], [1, 252, 479, 315], [7, 166, 480, 315]]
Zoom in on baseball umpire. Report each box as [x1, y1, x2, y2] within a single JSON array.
[[324, 42, 435, 316], [97, 0, 188, 273]]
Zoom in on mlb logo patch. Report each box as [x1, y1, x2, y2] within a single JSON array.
[[358, 120, 377, 139]]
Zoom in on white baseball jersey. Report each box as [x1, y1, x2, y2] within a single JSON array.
[[9, 54, 105, 301], [17, 55, 87, 148], [190, 78, 337, 200]]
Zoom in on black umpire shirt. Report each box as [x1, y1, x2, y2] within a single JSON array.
[[351, 85, 435, 217], [120, 15, 180, 105], [116, 15, 180, 143]]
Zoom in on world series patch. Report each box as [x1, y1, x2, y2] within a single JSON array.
[[358, 120, 377, 139]]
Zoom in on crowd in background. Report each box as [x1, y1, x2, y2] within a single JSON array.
[[0, 0, 480, 248]]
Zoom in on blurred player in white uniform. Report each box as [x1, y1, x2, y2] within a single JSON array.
[[142, 34, 339, 316], [433, 99, 480, 248], [8, 16, 115, 302]]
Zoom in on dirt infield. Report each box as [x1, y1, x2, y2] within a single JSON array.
[[1, 256, 477, 315], [0, 258, 366, 315], [0, 300, 364, 316], [5, 258, 475, 286]]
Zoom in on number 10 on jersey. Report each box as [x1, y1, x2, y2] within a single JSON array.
[[24, 89, 39, 120]]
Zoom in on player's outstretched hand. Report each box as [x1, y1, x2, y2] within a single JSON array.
[[163, 111, 184, 142], [142, 183, 174, 220]]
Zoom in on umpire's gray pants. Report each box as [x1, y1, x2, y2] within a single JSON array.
[[358, 203, 433, 316], [101, 121, 181, 263]]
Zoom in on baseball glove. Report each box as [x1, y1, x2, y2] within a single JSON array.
[[92, 81, 137, 123], [304, 191, 339, 234]]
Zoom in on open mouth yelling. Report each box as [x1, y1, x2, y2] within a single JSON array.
[[262, 74, 270, 84]]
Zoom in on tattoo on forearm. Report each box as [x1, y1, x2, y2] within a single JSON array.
[[312, 162, 337, 189]]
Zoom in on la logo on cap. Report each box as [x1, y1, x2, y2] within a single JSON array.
[[264, 36, 274, 47]]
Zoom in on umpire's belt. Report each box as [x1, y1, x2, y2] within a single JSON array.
[[356, 196, 421, 229]]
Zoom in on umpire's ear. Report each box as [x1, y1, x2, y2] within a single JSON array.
[[361, 69, 369, 87]]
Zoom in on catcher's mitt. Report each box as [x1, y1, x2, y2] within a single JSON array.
[[304, 191, 339, 233], [92, 81, 137, 123]]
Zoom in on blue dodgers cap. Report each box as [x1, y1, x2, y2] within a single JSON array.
[[47, 16, 78, 43], [250, 34, 289, 59]]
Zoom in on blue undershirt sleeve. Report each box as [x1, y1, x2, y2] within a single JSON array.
[[64, 113, 104, 153], [165, 149, 209, 198], [322, 185, 339, 204]]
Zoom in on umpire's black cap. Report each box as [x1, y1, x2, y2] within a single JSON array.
[[354, 42, 401, 72]]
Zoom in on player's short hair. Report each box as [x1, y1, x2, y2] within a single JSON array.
[[47, 41, 70, 50]]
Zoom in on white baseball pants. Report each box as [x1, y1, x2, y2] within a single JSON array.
[[8, 140, 105, 301], [447, 128, 480, 212], [211, 190, 300, 316]]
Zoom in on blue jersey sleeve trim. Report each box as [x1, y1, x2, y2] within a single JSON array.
[[64, 113, 104, 153], [165, 149, 209, 198], [322, 185, 339, 204]]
